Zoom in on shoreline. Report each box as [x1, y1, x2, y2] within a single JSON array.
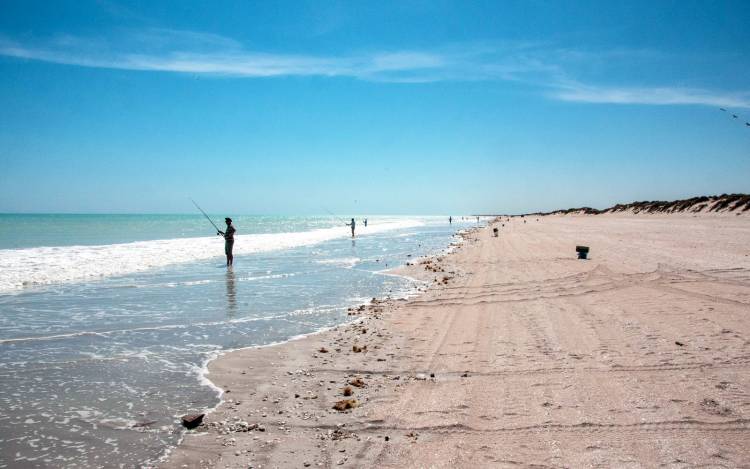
[[158, 225, 478, 467], [161, 225, 479, 468], [163, 214, 750, 468]]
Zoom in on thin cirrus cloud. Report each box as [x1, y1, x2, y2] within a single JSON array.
[[1, 28, 748, 109], [0, 30, 453, 81], [554, 82, 750, 109]]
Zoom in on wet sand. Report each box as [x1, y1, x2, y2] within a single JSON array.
[[164, 214, 750, 468]]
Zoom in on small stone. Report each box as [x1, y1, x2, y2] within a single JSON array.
[[348, 378, 365, 388], [332, 399, 358, 411]]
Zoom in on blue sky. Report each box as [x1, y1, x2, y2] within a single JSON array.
[[0, 0, 748, 214]]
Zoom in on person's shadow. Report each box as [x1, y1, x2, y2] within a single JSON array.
[[225, 268, 237, 318]]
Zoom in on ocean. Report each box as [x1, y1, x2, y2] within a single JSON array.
[[0, 214, 479, 468]]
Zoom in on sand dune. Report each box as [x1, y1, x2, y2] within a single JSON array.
[[164, 214, 750, 468], [530, 193, 750, 216]]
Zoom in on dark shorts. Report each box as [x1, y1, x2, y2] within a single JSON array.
[[225, 240, 234, 256]]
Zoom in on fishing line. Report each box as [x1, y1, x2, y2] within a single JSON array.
[[190, 198, 222, 232]]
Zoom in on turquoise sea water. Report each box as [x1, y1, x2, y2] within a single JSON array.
[[0, 214, 480, 468]]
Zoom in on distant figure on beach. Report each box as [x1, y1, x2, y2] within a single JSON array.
[[449, 216, 452, 224], [346, 218, 356, 238], [363, 218, 368, 227], [217, 217, 236, 266]]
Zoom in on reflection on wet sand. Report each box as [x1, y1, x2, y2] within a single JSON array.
[[225, 268, 236, 317]]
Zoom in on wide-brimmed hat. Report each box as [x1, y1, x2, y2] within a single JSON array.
[[225, 217, 232, 222]]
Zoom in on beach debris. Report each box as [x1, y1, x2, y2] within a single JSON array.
[[348, 377, 366, 387], [333, 399, 359, 411], [352, 345, 367, 353], [318, 347, 329, 353], [430, 373, 435, 378], [675, 341, 685, 346], [385, 436, 390, 442], [211, 420, 262, 434], [461, 372, 470, 378], [343, 386, 353, 396], [576, 245, 589, 260], [181, 413, 205, 429], [700, 398, 732, 416], [406, 431, 419, 440]]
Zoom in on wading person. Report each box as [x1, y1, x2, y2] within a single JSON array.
[[217, 217, 236, 266], [346, 218, 356, 238]]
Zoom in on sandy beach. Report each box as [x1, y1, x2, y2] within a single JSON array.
[[164, 213, 750, 468]]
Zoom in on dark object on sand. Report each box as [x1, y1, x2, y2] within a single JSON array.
[[675, 341, 685, 346], [493, 227, 498, 237], [349, 377, 366, 387], [181, 413, 204, 429], [333, 399, 358, 411], [576, 245, 589, 259]]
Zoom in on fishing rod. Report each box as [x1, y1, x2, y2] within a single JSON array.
[[190, 198, 222, 233]]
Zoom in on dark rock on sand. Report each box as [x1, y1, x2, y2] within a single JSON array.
[[333, 399, 358, 411], [181, 414, 205, 429]]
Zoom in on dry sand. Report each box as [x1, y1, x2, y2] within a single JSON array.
[[164, 214, 750, 468]]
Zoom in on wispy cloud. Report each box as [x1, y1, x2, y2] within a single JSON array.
[[0, 29, 454, 81], [1, 28, 748, 108], [553, 83, 750, 109]]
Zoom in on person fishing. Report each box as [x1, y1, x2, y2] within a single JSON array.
[[346, 218, 356, 238], [363, 218, 368, 227], [449, 216, 452, 224], [217, 217, 236, 266]]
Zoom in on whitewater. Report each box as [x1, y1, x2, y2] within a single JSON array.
[[0, 219, 422, 293]]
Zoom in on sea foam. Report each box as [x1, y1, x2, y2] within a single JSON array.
[[0, 219, 422, 293]]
